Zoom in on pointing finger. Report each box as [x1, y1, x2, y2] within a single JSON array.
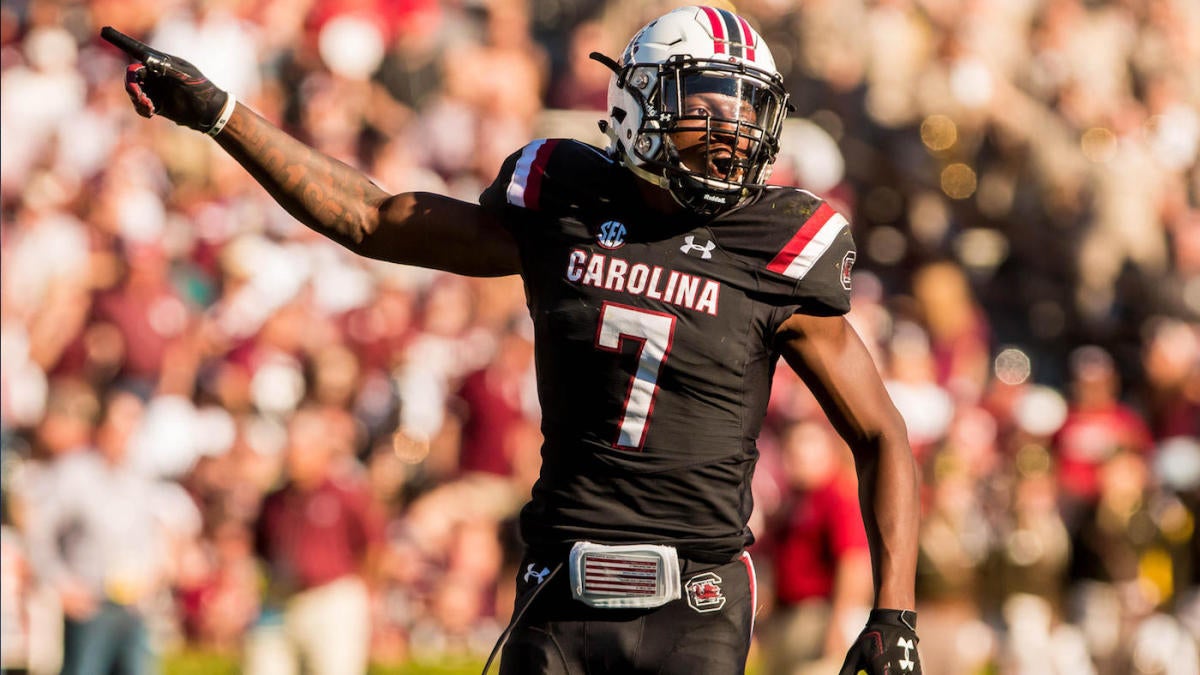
[[100, 26, 157, 62]]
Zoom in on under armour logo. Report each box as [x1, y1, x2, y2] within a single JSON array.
[[524, 564, 551, 585], [680, 235, 715, 259], [897, 637, 916, 671]]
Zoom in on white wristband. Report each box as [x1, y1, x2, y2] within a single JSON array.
[[206, 93, 237, 137]]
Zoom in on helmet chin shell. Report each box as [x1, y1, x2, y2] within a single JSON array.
[[602, 6, 789, 215]]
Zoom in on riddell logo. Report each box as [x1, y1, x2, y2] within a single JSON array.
[[685, 572, 726, 613]]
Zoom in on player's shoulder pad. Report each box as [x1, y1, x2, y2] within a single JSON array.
[[718, 186, 856, 314], [721, 187, 853, 280], [760, 188, 853, 286], [479, 138, 618, 215]]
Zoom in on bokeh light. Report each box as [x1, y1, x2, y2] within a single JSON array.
[[940, 162, 978, 199], [1081, 127, 1118, 163], [994, 347, 1032, 386], [866, 225, 908, 265], [921, 114, 958, 152]]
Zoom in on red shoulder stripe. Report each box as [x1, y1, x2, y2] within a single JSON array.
[[506, 139, 560, 210], [766, 202, 848, 279]]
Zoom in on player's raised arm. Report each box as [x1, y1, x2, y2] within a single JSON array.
[[776, 312, 923, 675], [102, 27, 520, 277]]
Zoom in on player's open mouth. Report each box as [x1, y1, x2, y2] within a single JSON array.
[[708, 152, 740, 179]]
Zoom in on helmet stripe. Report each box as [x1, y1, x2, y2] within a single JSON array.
[[700, 6, 726, 55], [735, 15, 756, 62], [716, 9, 743, 58]]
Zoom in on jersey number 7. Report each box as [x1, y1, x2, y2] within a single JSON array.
[[594, 302, 677, 450]]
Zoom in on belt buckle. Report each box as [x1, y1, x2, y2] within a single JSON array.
[[568, 541, 682, 609]]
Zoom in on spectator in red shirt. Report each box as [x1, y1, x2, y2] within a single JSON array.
[[90, 242, 191, 396], [1139, 317, 1200, 441], [453, 315, 535, 478], [245, 404, 386, 675], [1053, 346, 1153, 525], [761, 419, 873, 675]]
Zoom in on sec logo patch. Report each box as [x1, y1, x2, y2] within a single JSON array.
[[597, 221, 627, 249]]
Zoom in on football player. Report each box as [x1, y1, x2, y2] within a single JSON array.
[[105, 6, 922, 674]]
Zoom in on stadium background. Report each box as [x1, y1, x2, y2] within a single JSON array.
[[1, 0, 1197, 673]]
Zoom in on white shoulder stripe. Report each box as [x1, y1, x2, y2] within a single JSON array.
[[506, 140, 548, 208], [782, 213, 848, 280]]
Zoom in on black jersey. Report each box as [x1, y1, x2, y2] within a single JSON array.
[[480, 139, 855, 563]]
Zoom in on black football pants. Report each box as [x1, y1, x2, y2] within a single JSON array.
[[499, 553, 756, 675]]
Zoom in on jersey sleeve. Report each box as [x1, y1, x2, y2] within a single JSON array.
[[479, 138, 618, 231], [721, 188, 856, 316], [479, 139, 561, 220]]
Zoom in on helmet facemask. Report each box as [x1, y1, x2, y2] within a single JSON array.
[[654, 57, 787, 214], [594, 6, 792, 216], [598, 53, 790, 216]]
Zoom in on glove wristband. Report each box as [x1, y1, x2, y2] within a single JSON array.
[[206, 93, 236, 137], [868, 608, 918, 630]]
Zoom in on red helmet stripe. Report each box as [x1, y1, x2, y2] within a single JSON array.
[[715, 9, 743, 58], [736, 15, 756, 61], [700, 6, 726, 54]]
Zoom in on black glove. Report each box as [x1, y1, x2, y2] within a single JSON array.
[[839, 609, 922, 675], [101, 26, 232, 135]]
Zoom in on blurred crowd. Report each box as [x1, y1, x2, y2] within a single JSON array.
[[1, 0, 1197, 674]]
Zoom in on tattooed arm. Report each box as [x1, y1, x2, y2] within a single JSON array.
[[104, 28, 517, 276], [215, 104, 520, 276]]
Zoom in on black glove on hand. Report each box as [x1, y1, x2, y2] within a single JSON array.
[[101, 26, 232, 135], [839, 609, 921, 675]]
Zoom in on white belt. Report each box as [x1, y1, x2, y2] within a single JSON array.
[[568, 541, 682, 609]]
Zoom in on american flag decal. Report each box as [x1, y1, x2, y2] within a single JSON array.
[[766, 202, 849, 280], [581, 554, 661, 596]]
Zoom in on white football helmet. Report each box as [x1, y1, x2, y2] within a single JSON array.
[[595, 6, 790, 215]]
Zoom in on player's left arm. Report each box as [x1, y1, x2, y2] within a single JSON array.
[[777, 313, 922, 673]]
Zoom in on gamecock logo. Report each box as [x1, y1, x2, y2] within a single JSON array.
[[685, 572, 726, 612]]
